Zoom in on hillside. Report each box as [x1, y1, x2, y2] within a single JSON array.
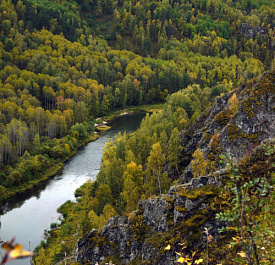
[[1, 0, 270, 202], [0, 0, 275, 264], [74, 70, 275, 264]]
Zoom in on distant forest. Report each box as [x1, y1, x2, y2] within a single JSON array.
[[0, 0, 273, 200]]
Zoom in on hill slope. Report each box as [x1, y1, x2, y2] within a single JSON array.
[[75, 70, 275, 265]]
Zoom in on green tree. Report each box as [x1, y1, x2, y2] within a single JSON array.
[[168, 127, 183, 173], [0, 186, 6, 201], [34, 248, 51, 265], [102, 203, 117, 221], [146, 142, 170, 195], [217, 149, 275, 265], [95, 184, 114, 214]]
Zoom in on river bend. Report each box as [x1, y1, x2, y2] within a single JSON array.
[[0, 113, 145, 265]]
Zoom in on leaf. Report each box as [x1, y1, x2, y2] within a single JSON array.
[[9, 244, 33, 259], [194, 259, 204, 264], [164, 245, 171, 250], [1, 241, 14, 252], [1, 239, 33, 262], [237, 251, 246, 258], [177, 257, 185, 263]]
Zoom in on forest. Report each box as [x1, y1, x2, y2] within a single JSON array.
[[0, 0, 270, 200], [0, 0, 275, 263]]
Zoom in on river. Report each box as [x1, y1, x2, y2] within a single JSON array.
[[0, 112, 145, 265]]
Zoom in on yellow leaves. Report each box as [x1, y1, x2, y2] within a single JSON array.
[[164, 245, 171, 250], [177, 256, 191, 264], [237, 251, 247, 258], [228, 92, 239, 114], [176, 256, 203, 265], [191, 148, 207, 178], [1, 239, 33, 265], [7, 244, 32, 259], [174, 242, 203, 265]]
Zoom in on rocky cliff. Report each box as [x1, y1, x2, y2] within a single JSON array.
[[75, 70, 275, 264], [241, 23, 269, 38]]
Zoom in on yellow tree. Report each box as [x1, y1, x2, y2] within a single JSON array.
[[191, 148, 207, 178], [228, 92, 239, 115], [146, 142, 170, 196], [121, 161, 143, 212]]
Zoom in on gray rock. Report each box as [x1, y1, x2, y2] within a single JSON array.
[[75, 71, 275, 265], [143, 197, 169, 231], [185, 198, 204, 211]]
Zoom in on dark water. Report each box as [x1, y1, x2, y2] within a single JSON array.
[[0, 112, 145, 265]]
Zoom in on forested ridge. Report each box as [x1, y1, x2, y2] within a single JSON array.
[[0, 0, 269, 200], [0, 0, 275, 263]]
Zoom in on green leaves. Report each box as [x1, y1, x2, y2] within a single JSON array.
[[217, 148, 275, 265]]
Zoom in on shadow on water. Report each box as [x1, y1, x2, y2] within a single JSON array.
[[0, 179, 53, 216], [108, 112, 146, 130]]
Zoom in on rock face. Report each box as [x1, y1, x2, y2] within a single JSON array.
[[75, 178, 224, 264], [241, 23, 268, 38], [75, 71, 275, 264], [180, 71, 275, 173]]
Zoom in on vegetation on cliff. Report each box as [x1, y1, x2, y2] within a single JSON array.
[[1, 0, 275, 263], [1, 0, 271, 201], [33, 70, 275, 264]]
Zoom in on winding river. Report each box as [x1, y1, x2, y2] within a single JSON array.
[[0, 113, 145, 265]]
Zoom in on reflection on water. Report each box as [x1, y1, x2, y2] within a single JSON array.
[[0, 112, 145, 265]]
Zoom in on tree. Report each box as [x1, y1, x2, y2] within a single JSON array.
[[228, 92, 239, 115], [0, 185, 6, 201], [217, 148, 275, 265], [146, 142, 170, 195], [9, 170, 22, 184], [191, 148, 207, 178], [102, 203, 117, 221], [168, 127, 183, 173], [74, 101, 88, 123], [121, 162, 143, 212], [34, 248, 51, 265], [95, 184, 114, 214]]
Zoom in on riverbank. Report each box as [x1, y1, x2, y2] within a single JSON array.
[[0, 133, 99, 205], [0, 104, 162, 206], [102, 103, 164, 122], [1, 112, 147, 265]]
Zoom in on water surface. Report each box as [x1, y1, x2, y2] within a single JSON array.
[[0, 112, 145, 265]]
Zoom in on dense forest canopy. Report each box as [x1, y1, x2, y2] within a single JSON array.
[[0, 0, 270, 199], [0, 0, 275, 263]]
